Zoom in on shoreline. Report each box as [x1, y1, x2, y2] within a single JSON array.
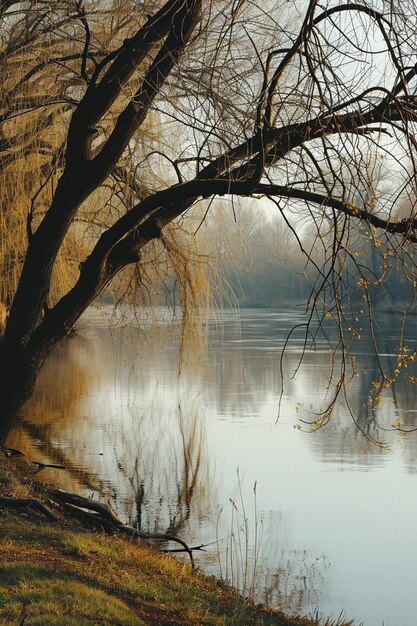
[[0, 457, 357, 626]]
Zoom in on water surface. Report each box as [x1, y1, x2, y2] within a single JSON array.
[[8, 307, 417, 626]]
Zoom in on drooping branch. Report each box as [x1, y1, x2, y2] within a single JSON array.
[[2, 0, 417, 443], [91, 0, 202, 176], [17, 60, 417, 356], [195, 98, 417, 187], [22, 162, 417, 368], [258, 185, 417, 242], [313, 3, 394, 31], [75, 0, 198, 142], [263, 0, 319, 127], [1, 0, 203, 356]]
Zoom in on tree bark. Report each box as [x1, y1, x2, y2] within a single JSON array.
[[0, 0, 203, 443], [1, 0, 417, 445]]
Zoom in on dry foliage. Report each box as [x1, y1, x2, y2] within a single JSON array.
[[1, 0, 417, 437]]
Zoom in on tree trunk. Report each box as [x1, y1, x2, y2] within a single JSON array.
[[0, 248, 121, 443], [0, 348, 43, 444]]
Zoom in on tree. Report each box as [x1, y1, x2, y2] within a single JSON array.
[[211, 208, 313, 307], [1, 0, 417, 442]]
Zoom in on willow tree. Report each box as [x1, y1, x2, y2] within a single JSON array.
[[1, 0, 417, 442]]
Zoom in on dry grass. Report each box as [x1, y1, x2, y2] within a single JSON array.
[[0, 458, 359, 626]]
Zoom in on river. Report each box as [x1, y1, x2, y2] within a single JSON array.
[[7, 306, 417, 626]]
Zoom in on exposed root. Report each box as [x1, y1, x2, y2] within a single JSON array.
[[0, 495, 57, 522], [0, 489, 204, 566]]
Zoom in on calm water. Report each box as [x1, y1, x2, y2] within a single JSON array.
[[7, 306, 417, 626]]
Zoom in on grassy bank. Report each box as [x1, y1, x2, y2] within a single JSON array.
[[0, 460, 355, 626]]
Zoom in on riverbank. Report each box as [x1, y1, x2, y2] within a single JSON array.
[[0, 458, 355, 626]]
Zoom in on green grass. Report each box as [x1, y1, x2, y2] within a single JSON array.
[[0, 510, 358, 626], [0, 564, 142, 626], [0, 459, 357, 626]]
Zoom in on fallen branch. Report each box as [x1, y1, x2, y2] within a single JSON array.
[[1, 447, 25, 458], [48, 496, 119, 534], [29, 461, 65, 476], [0, 488, 198, 565], [51, 489, 195, 565], [0, 496, 57, 521], [51, 489, 123, 525], [162, 543, 208, 554]]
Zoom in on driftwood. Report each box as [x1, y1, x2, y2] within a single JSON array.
[[51, 489, 123, 525], [1, 447, 25, 458], [0, 489, 206, 566], [50, 489, 197, 565], [29, 462, 65, 475], [32, 462, 65, 469], [0, 496, 57, 521], [47, 496, 119, 534]]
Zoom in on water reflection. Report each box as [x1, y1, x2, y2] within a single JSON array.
[[7, 307, 417, 625], [10, 322, 213, 536]]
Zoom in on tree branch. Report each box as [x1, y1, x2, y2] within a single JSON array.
[[91, 0, 202, 177]]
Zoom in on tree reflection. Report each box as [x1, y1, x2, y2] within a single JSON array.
[[11, 308, 417, 479], [108, 401, 210, 535], [8, 308, 417, 619], [7, 320, 214, 538], [7, 335, 104, 492], [292, 313, 417, 464]]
